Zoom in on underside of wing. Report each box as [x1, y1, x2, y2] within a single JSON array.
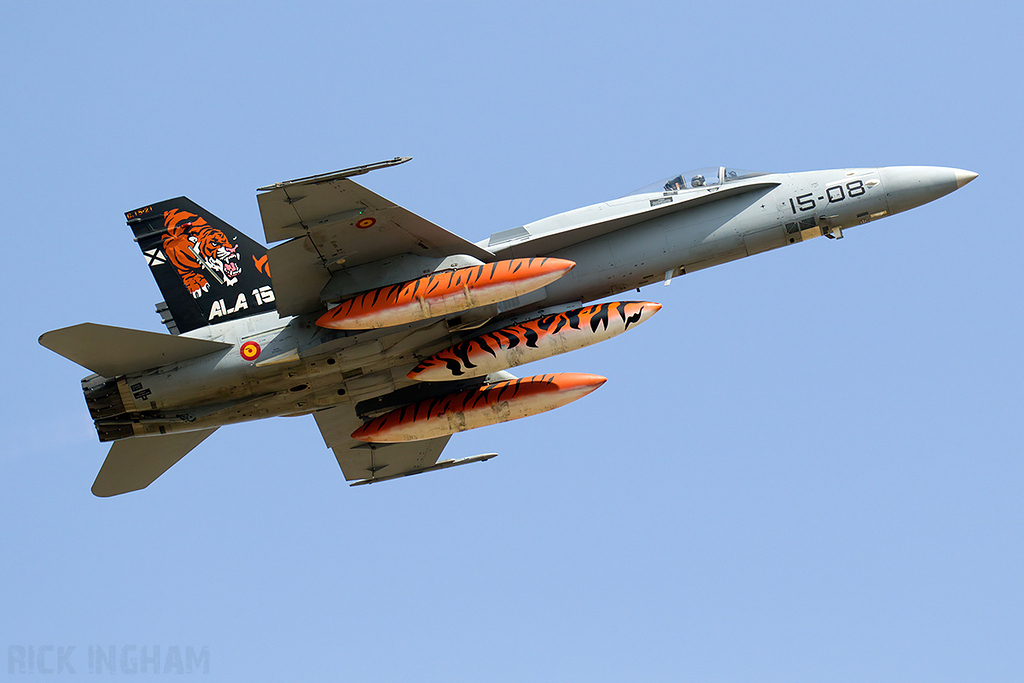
[[312, 403, 495, 486], [257, 158, 494, 317]]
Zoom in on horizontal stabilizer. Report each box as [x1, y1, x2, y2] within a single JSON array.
[[92, 428, 217, 497], [39, 323, 230, 377]]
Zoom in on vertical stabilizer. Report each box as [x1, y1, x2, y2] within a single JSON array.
[[126, 198, 277, 333]]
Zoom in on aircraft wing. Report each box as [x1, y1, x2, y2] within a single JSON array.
[[257, 158, 495, 317], [312, 403, 495, 486]]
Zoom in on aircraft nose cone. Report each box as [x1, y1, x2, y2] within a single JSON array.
[[878, 166, 978, 215], [955, 168, 979, 189]]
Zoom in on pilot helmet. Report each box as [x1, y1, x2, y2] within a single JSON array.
[[691, 174, 705, 187]]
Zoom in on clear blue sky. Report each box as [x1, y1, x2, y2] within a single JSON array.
[[2, 2, 1021, 681]]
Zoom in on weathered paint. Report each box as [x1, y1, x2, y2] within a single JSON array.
[[352, 373, 606, 442], [317, 258, 575, 330], [408, 301, 661, 381]]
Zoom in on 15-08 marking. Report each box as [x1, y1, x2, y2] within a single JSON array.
[[789, 180, 866, 213]]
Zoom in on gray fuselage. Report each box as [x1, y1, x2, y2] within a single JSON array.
[[105, 166, 968, 439]]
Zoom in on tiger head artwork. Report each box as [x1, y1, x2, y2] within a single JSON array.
[[161, 208, 242, 298]]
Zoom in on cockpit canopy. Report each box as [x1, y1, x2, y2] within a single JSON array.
[[628, 167, 769, 195]]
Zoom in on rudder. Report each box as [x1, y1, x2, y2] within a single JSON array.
[[127, 197, 277, 333]]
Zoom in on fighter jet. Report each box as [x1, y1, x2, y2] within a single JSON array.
[[39, 159, 977, 496]]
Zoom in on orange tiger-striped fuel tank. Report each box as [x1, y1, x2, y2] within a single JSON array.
[[407, 301, 662, 382], [316, 258, 576, 330], [351, 373, 606, 443]]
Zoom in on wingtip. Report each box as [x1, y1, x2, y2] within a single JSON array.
[[258, 157, 417, 191]]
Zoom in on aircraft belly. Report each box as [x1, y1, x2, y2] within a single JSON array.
[[122, 354, 255, 414], [96, 400, 280, 440], [665, 195, 772, 273], [739, 191, 787, 255], [542, 221, 672, 302], [678, 226, 747, 273], [743, 224, 788, 256]]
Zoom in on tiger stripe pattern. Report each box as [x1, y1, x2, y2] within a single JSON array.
[[351, 372, 606, 442], [316, 257, 575, 330], [408, 301, 661, 381]]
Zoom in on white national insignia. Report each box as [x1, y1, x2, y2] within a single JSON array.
[[144, 248, 167, 267]]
